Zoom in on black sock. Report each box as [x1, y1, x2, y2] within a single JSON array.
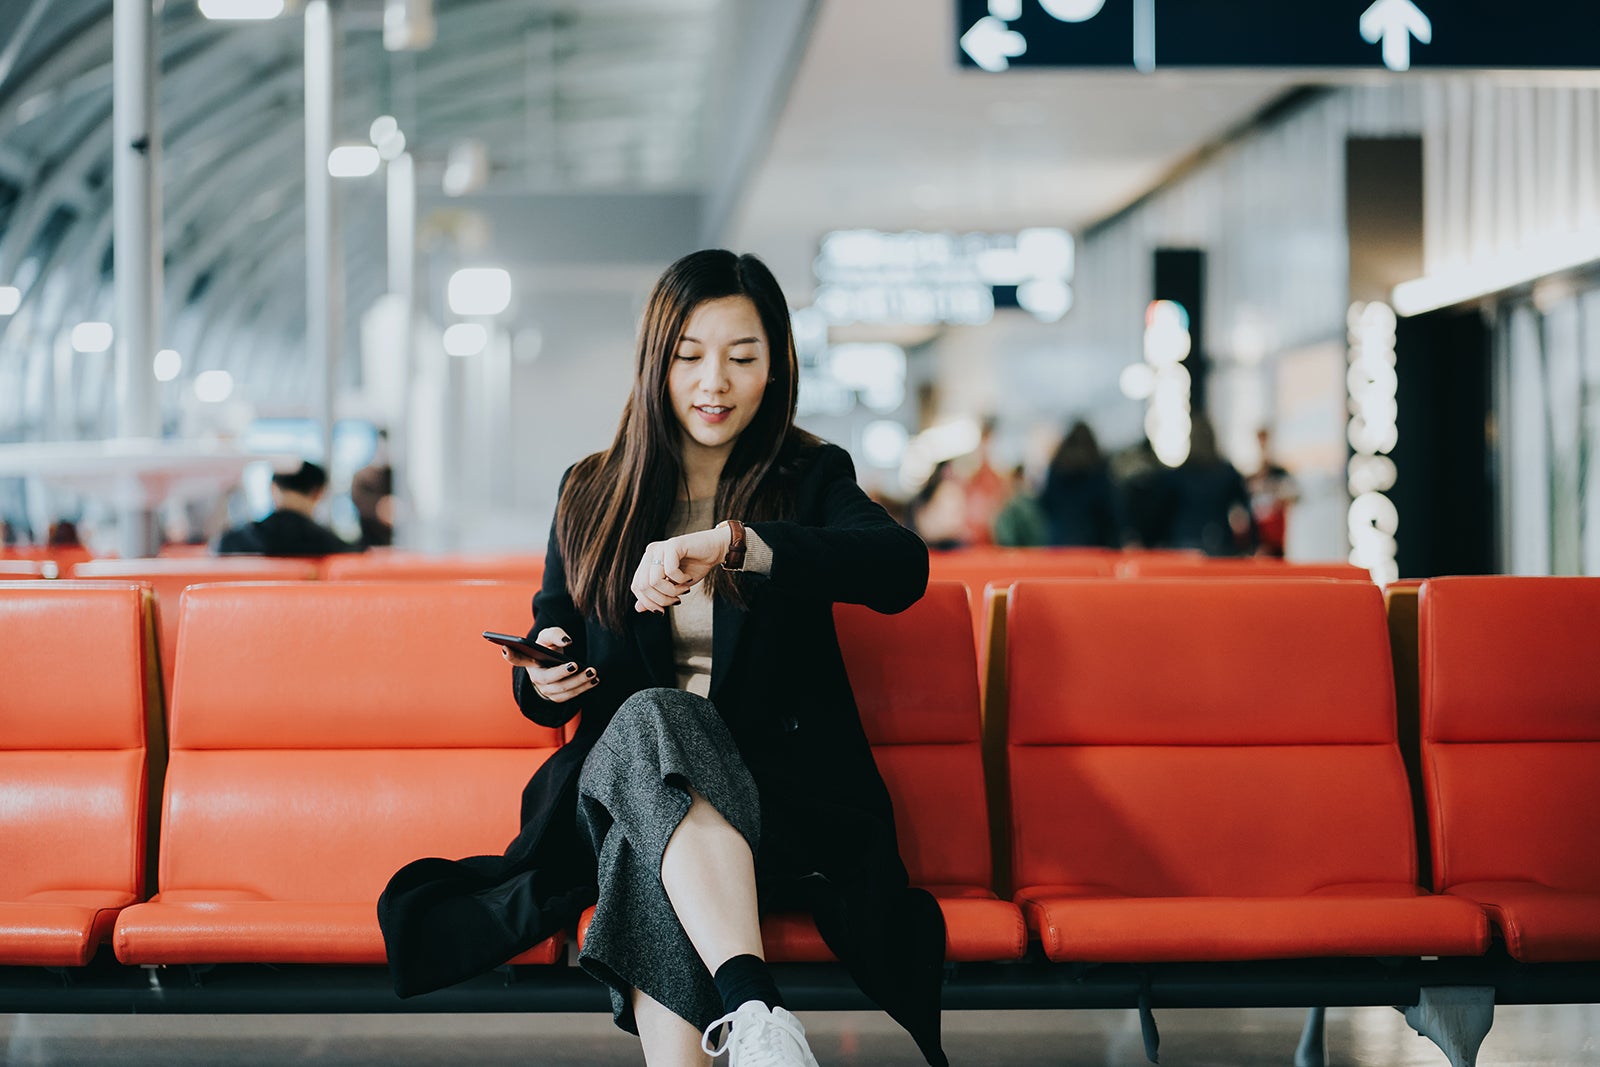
[[713, 953, 783, 1014]]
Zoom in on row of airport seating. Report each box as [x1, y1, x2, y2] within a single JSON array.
[[3, 569, 1594, 1065]]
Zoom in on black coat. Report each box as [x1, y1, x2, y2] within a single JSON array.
[[377, 441, 948, 1066], [216, 510, 362, 556]]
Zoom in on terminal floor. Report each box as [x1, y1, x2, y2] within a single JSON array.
[[3, 1003, 1597, 1066]]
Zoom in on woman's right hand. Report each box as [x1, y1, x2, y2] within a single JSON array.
[[501, 626, 597, 703]]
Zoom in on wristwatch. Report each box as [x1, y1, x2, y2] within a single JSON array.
[[717, 519, 746, 571]]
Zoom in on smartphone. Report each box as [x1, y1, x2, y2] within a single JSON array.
[[482, 631, 572, 669]]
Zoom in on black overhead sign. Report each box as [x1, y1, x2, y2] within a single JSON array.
[[956, 1, 1600, 73]]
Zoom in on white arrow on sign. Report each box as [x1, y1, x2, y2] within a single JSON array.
[[961, 15, 1027, 72], [1359, 0, 1432, 72], [988, 0, 1022, 21]]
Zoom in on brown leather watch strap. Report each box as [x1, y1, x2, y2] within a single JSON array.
[[719, 519, 746, 571]]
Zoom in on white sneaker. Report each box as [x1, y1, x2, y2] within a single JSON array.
[[701, 1001, 821, 1067]]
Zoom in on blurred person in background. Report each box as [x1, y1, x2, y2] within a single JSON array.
[[905, 459, 969, 550], [351, 428, 396, 548], [1246, 427, 1300, 558], [216, 461, 363, 557], [992, 463, 1050, 547], [958, 418, 1007, 546], [1039, 420, 1119, 548], [1110, 438, 1174, 548], [1167, 417, 1256, 556]]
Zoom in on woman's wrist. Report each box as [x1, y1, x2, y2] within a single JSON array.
[[716, 519, 746, 570]]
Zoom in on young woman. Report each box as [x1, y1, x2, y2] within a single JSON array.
[[379, 250, 947, 1067]]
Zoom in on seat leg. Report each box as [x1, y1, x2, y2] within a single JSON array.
[[1294, 1006, 1326, 1067], [1396, 986, 1495, 1067], [1136, 982, 1161, 1063]]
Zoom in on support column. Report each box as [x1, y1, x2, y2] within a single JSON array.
[[113, 0, 162, 558], [305, 0, 341, 468], [386, 151, 415, 545]]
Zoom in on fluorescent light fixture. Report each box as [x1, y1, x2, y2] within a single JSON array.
[[1119, 363, 1155, 400], [199, 0, 286, 19], [1017, 278, 1072, 321], [443, 322, 488, 357], [442, 140, 489, 197], [70, 322, 114, 353], [861, 421, 909, 469], [385, 0, 437, 51], [328, 145, 381, 178], [448, 268, 512, 317], [153, 348, 182, 382], [194, 370, 234, 403], [0, 286, 19, 316], [1393, 227, 1600, 316]]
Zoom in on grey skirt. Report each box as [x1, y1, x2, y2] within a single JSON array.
[[575, 687, 762, 1034]]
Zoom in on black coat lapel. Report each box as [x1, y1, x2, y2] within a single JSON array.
[[631, 608, 676, 688], [708, 595, 746, 703]]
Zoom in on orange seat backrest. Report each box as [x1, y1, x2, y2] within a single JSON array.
[[0, 582, 150, 902], [72, 558, 321, 701], [929, 549, 1113, 653], [834, 582, 991, 891], [1419, 576, 1600, 894], [1117, 557, 1372, 580], [160, 581, 562, 903], [1007, 578, 1414, 896], [320, 552, 544, 584]]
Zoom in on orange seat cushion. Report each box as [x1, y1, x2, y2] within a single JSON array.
[[1017, 886, 1488, 963], [1444, 883, 1600, 963]]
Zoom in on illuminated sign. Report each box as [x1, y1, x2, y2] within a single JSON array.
[[1346, 301, 1399, 584], [812, 228, 1074, 326]]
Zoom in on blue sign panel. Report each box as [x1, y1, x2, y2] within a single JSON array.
[[957, 1, 1600, 73]]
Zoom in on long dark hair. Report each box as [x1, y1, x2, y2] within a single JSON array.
[[555, 249, 812, 631]]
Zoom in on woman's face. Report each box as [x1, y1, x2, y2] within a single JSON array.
[[667, 295, 771, 462]]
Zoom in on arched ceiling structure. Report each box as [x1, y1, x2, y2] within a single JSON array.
[[0, 0, 803, 440]]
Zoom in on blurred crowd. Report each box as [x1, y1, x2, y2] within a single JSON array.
[[896, 418, 1299, 558]]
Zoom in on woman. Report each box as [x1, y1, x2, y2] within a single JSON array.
[[378, 250, 946, 1067], [1039, 421, 1119, 548]]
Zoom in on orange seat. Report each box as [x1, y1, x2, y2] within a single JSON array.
[[578, 582, 1026, 963], [320, 552, 544, 584], [113, 581, 564, 966], [1419, 577, 1600, 962], [1, 582, 154, 965], [1116, 557, 1371, 580], [71, 558, 321, 701], [928, 548, 1113, 651], [1006, 578, 1488, 963]]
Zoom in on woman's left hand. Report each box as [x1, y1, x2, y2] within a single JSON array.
[[631, 526, 731, 613]]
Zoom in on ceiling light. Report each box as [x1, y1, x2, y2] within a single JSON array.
[[328, 145, 381, 178], [199, 0, 286, 20], [443, 323, 488, 357], [153, 349, 182, 382], [70, 322, 114, 353], [194, 370, 234, 403], [442, 140, 488, 197], [448, 268, 512, 317], [0, 286, 19, 316]]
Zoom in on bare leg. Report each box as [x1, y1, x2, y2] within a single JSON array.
[[634, 987, 713, 1067], [660, 786, 764, 974]]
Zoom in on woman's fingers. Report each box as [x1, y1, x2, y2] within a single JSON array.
[[501, 646, 598, 702], [535, 626, 572, 650]]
